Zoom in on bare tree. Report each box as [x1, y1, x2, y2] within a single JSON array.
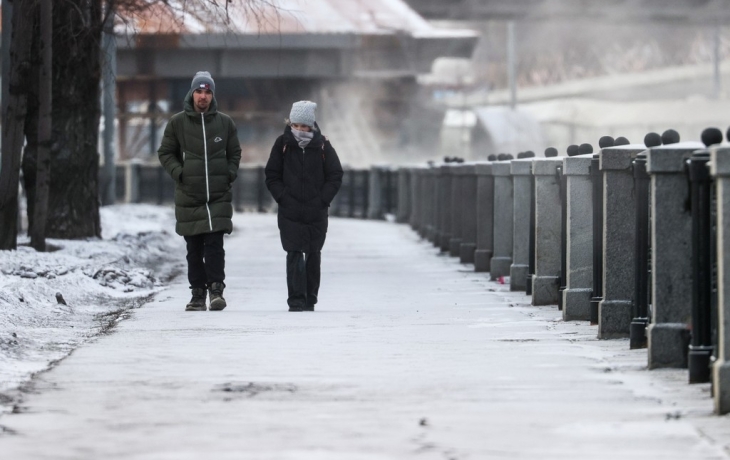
[[2, 0, 278, 250], [0, 0, 34, 250], [30, 0, 52, 251]]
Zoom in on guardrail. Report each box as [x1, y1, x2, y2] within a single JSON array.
[[111, 132, 730, 415]]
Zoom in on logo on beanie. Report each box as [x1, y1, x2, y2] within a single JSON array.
[[198, 83, 210, 90]]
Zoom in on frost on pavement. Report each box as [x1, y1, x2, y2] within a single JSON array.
[[0, 204, 184, 412]]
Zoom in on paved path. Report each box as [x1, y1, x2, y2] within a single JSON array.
[[1, 214, 729, 459]]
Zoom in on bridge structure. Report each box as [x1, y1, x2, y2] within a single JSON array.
[[405, 0, 730, 23]]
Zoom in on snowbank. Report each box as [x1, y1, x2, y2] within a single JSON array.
[[0, 204, 184, 413]]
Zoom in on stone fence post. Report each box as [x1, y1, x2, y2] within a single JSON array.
[[711, 146, 730, 414], [646, 142, 704, 368], [424, 167, 438, 243], [532, 158, 562, 305], [439, 165, 454, 252], [490, 161, 513, 280], [367, 165, 385, 220], [450, 165, 465, 257], [396, 168, 411, 224], [562, 154, 594, 320], [430, 167, 442, 246], [124, 160, 142, 203], [598, 146, 645, 338], [510, 159, 533, 291], [408, 167, 422, 232], [460, 164, 478, 264], [474, 162, 494, 272]]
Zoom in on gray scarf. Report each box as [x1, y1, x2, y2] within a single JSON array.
[[291, 128, 314, 149]]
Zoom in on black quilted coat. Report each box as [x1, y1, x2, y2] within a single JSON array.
[[158, 90, 242, 236], [265, 125, 343, 253]]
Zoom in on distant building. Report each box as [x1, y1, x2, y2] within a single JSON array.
[[115, 0, 478, 166]]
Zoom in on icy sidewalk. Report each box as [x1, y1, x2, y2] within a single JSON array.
[[1, 213, 729, 459]]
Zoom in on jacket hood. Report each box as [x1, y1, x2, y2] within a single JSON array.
[[183, 88, 218, 117]]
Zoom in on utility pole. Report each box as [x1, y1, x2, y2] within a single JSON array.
[[714, 23, 722, 99], [507, 21, 517, 109]]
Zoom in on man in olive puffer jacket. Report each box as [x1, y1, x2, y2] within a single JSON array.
[[158, 71, 242, 311]]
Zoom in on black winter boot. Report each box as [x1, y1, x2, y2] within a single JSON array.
[[208, 282, 227, 311], [186, 288, 207, 311]]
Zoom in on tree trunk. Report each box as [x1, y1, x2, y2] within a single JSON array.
[[0, 0, 35, 250], [21, 1, 40, 237], [30, 0, 52, 251], [46, 0, 103, 239]]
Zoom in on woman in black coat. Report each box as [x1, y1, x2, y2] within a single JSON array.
[[265, 101, 343, 312]]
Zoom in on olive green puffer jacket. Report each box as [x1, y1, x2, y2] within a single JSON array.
[[158, 90, 242, 236]]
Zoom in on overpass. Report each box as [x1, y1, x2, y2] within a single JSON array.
[[404, 0, 730, 23]]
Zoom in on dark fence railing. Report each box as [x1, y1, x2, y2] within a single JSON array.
[[107, 136, 730, 415]]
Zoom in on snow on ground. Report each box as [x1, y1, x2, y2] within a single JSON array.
[[0, 204, 184, 413]]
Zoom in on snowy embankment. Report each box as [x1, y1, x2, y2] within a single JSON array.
[[0, 204, 184, 413]]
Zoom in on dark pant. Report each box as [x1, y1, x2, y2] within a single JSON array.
[[184, 231, 225, 289], [286, 251, 321, 308]]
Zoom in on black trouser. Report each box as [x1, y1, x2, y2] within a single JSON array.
[[286, 251, 321, 308], [184, 231, 225, 289]]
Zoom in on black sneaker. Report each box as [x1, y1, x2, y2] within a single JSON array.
[[288, 305, 303, 312], [209, 282, 227, 311], [302, 304, 315, 311], [185, 288, 207, 311]]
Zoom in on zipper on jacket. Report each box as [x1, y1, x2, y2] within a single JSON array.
[[202, 113, 213, 231], [302, 147, 306, 208]]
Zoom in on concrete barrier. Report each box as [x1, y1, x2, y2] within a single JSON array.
[[439, 165, 454, 252], [459, 164, 478, 264], [510, 159, 533, 291], [646, 142, 704, 369], [450, 165, 465, 257], [490, 161, 513, 280], [474, 162, 494, 273], [598, 145, 645, 339], [562, 154, 594, 321], [532, 158, 563, 305], [396, 168, 411, 224]]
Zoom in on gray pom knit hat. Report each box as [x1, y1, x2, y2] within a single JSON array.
[[191, 71, 215, 93], [289, 101, 317, 127]]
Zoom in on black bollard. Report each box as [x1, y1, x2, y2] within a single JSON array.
[[487, 154, 497, 161], [590, 153, 603, 325], [578, 143, 593, 155], [557, 161, 567, 311], [527, 170, 536, 296], [566, 145, 579, 157], [544, 147, 558, 158], [614, 137, 630, 146], [630, 151, 650, 349], [524, 151, 535, 158], [347, 169, 356, 218], [687, 128, 722, 383]]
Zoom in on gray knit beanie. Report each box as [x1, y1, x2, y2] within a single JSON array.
[[289, 101, 317, 127], [191, 71, 215, 93]]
